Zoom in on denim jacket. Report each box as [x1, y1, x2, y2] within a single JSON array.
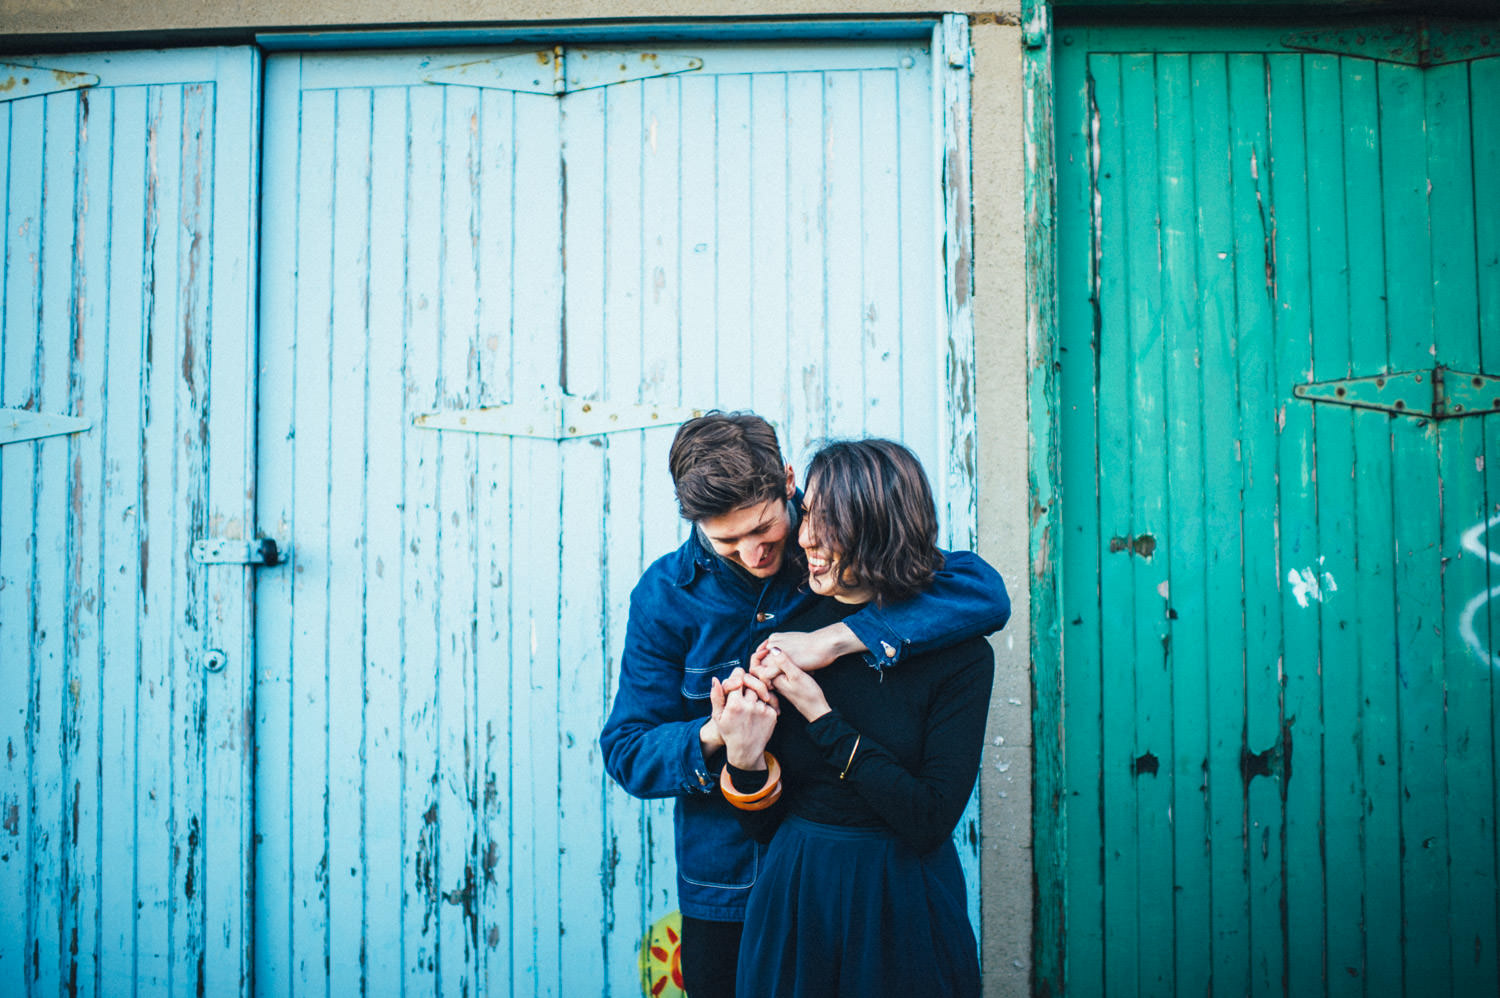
[[599, 525, 1010, 921]]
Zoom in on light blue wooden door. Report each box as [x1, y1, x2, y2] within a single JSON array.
[[0, 49, 260, 997], [255, 31, 972, 996]]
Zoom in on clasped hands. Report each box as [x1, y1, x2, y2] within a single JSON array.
[[708, 641, 835, 769]]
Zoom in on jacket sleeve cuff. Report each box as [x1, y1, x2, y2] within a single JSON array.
[[684, 721, 722, 794], [842, 613, 906, 670]]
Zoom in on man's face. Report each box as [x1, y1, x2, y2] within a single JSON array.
[[698, 469, 796, 579]]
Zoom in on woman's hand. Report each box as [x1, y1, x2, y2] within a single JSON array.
[[710, 668, 779, 769], [751, 648, 832, 723], [751, 622, 860, 673]]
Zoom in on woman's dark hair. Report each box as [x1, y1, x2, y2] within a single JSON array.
[[803, 439, 944, 605], [669, 411, 788, 521]]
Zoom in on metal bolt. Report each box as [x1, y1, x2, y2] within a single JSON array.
[[204, 649, 227, 673]]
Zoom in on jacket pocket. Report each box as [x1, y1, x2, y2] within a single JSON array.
[[681, 658, 741, 701]]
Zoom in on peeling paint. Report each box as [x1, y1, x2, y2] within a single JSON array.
[[1108, 533, 1156, 559]]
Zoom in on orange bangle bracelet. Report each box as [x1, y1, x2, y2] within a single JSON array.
[[728, 781, 782, 811], [719, 751, 781, 806]]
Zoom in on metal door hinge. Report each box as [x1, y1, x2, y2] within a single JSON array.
[[1293, 366, 1500, 420], [1282, 19, 1500, 68], [192, 538, 284, 566], [0, 62, 99, 103], [0, 408, 91, 445], [414, 392, 703, 440], [423, 47, 702, 96]]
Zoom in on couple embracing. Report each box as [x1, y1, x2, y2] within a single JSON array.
[[600, 411, 1010, 998]]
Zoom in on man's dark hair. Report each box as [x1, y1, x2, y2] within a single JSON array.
[[803, 439, 944, 605], [669, 411, 788, 521]]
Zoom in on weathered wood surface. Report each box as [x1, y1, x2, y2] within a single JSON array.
[[0, 48, 258, 997], [253, 33, 974, 996], [1047, 24, 1500, 997]]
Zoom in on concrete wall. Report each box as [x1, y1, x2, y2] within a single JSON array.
[[0, 4, 1036, 996]]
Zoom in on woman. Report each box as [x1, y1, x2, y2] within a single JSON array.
[[709, 439, 994, 998]]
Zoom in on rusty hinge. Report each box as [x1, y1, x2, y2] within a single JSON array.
[[1293, 366, 1500, 420], [1282, 19, 1500, 68]]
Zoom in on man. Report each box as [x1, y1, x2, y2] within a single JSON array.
[[600, 411, 1009, 997]]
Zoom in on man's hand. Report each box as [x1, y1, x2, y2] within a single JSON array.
[[751, 649, 831, 723], [751, 621, 863, 673], [711, 668, 779, 769]]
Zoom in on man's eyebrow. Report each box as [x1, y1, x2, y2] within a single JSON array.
[[706, 516, 773, 542]]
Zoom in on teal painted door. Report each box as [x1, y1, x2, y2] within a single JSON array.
[[1050, 23, 1500, 997]]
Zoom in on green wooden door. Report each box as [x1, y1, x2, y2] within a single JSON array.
[[1048, 22, 1500, 997]]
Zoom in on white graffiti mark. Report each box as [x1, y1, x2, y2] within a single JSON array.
[[1287, 557, 1339, 609], [1459, 513, 1500, 668]]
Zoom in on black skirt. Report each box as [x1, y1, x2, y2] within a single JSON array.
[[736, 816, 980, 998]]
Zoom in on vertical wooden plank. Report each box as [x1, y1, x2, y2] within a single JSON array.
[[1120, 52, 1173, 998], [1303, 52, 1366, 997], [326, 84, 372, 998], [0, 94, 24, 997], [201, 49, 259, 998], [503, 79, 563, 998], [678, 75, 719, 408], [1427, 59, 1496, 998], [1265, 51, 1326, 998], [1470, 60, 1500, 996], [434, 82, 482, 998], [1054, 36, 1105, 998], [898, 49, 938, 459], [784, 69, 826, 452], [1, 90, 44, 997], [99, 83, 149, 994], [253, 52, 302, 997], [750, 72, 791, 435], [362, 82, 412, 996], [556, 79, 611, 997], [134, 83, 185, 997], [1225, 53, 1286, 998], [857, 68, 901, 442], [822, 69, 862, 439], [288, 82, 336, 998], [1472, 58, 1500, 998], [1190, 50, 1253, 998], [169, 80, 215, 998], [507, 442, 563, 998], [1341, 53, 1403, 995], [935, 17, 978, 556], [70, 81, 115, 998], [592, 77, 645, 995], [1157, 49, 1212, 998], [1022, 0, 1065, 988], [472, 83, 518, 997], [34, 87, 80, 998], [714, 74, 754, 413], [402, 81, 444, 997], [1090, 51, 1140, 998], [1379, 59, 1450, 996]]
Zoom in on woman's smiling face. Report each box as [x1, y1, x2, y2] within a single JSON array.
[[798, 488, 873, 604]]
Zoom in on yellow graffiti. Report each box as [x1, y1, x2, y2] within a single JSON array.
[[639, 910, 685, 998]]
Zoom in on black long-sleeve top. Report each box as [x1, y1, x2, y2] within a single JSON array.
[[728, 598, 994, 856]]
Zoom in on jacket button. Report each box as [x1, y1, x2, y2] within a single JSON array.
[[756, 612, 775, 623]]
